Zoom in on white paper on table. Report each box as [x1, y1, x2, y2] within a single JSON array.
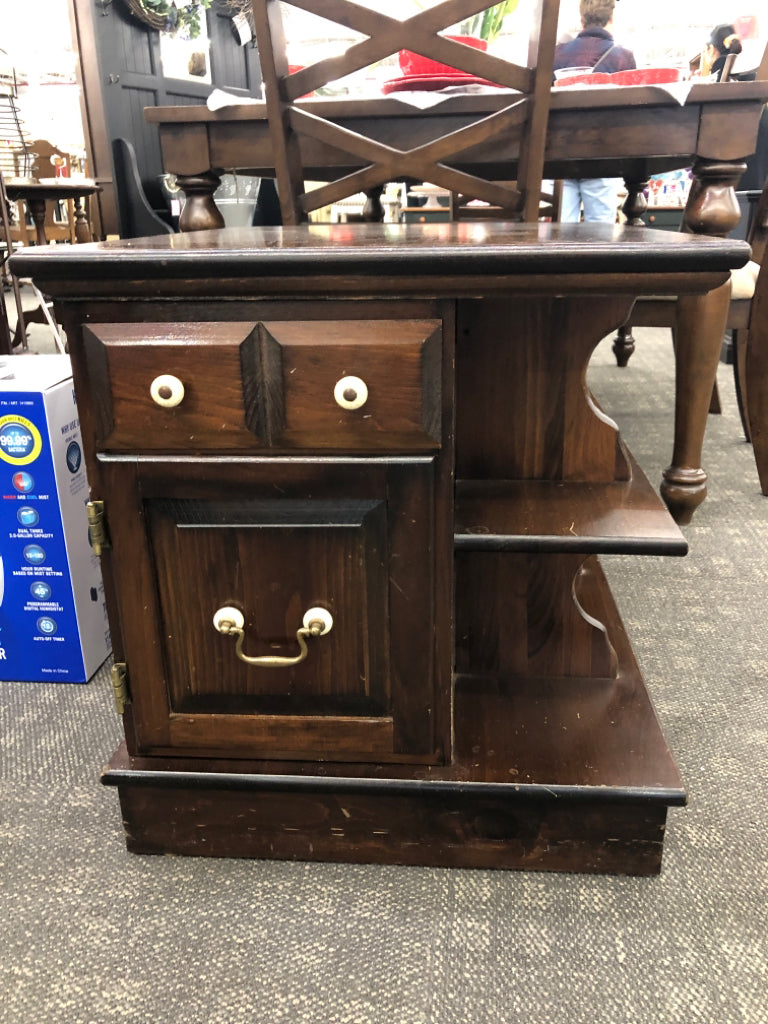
[[657, 81, 696, 106], [207, 88, 262, 111], [553, 80, 696, 106], [381, 85, 516, 109]]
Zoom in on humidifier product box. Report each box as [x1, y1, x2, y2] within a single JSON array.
[[0, 355, 110, 682]]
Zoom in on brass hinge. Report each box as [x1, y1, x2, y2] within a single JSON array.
[[87, 500, 111, 556], [111, 662, 130, 715]]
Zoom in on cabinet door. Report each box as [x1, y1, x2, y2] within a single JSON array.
[[101, 459, 448, 764]]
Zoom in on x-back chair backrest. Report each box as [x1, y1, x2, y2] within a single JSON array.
[[250, 0, 560, 224]]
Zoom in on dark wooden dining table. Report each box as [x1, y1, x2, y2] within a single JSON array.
[[144, 79, 768, 523]]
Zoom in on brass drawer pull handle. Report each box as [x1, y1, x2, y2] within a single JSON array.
[[334, 375, 368, 410], [212, 605, 333, 667], [150, 374, 185, 408]]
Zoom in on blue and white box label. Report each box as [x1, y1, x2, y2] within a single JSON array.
[[0, 356, 111, 682]]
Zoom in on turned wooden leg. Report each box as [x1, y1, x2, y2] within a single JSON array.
[[662, 281, 731, 523], [612, 323, 635, 366], [659, 158, 746, 523], [176, 173, 225, 232], [622, 178, 649, 226], [73, 196, 93, 244], [27, 197, 49, 245], [362, 186, 385, 223], [613, 182, 650, 366]]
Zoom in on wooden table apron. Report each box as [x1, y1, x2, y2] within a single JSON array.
[[146, 82, 768, 523], [9, 223, 749, 873], [145, 81, 768, 212]]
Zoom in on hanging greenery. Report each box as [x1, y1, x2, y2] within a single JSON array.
[[123, 0, 212, 39], [456, 0, 522, 43]]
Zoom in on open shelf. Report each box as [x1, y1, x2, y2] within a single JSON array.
[[454, 452, 687, 555]]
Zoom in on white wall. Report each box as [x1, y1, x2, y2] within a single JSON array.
[[0, 0, 84, 158]]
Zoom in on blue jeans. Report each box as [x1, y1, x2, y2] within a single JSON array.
[[560, 178, 621, 223]]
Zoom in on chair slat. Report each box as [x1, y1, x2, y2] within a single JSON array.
[[251, 0, 560, 225]]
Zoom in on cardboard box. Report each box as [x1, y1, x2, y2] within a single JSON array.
[[0, 355, 111, 682]]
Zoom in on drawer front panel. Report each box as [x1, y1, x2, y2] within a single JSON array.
[[83, 322, 265, 450], [262, 320, 442, 450], [84, 319, 442, 453]]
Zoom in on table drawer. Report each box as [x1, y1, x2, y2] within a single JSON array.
[[262, 319, 442, 450], [83, 319, 442, 452], [83, 322, 266, 451]]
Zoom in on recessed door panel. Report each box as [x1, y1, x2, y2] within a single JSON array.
[[150, 497, 389, 718]]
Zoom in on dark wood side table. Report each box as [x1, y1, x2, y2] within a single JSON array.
[[4, 179, 101, 246], [3, 179, 102, 351], [11, 222, 749, 875]]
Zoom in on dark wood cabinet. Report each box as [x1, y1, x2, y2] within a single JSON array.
[[11, 221, 750, 874], [81, 308, 453, 764]]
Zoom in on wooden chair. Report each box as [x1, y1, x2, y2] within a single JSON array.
[[111, 137, 175, 238], [612, 175, 768, 490], [250, 0, 561, 226]]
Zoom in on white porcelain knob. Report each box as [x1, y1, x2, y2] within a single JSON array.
[[334, 375, 368, 411], [150, 374, 185, 408], [303, 607, 333, 635], [213, 606, 245, 633]]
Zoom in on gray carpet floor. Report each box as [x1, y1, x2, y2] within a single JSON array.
[[1, 321, 766, 1024]]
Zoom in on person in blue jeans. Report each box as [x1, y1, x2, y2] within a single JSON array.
[[553, 0, 636, 223]]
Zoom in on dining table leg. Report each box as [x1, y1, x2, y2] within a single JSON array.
[[611, 178, 652, 367], [26, 197, 49, 246], [662, 280, 731, 523], [660, 158, 746, 524], [176, 173, 225, 232], [73, 196, 94, 244]]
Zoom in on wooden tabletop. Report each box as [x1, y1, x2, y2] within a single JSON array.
[[4, 178, 101, 199], [146, 80, 768, 181], [146, 80, 768, 124], [9, 221, 749, 286]]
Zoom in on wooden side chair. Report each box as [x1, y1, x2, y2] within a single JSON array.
[[250, 0, 561, 225], [740, 187, 768, 493], [111, 137, 175, 238], [612, 175, 768, 491]]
